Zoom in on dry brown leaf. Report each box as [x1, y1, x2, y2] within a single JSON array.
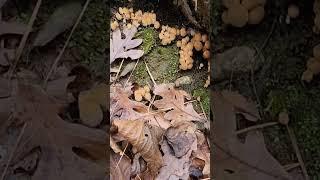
[[212, 91, 291, 180], [7, 83, 106, 180], [192, 131, 210, 176], [79, 83, 107, 127], [153, 84, 203, 123], [0, 21, 28, 36], [46, 76, 75, 104], [165, 121, 197, 158], [0, 48, 15, 66], [156, 138, 197, 180], [110, 151, 131, 180], [112, 119, 163, 176], [221, 90, 260, 121]]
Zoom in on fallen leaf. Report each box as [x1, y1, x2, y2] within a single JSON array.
[[119, 62, 136, 77], [33, 2, 82, 46], [110, 151, 131, 180], [110, 26, 144, 64], [8, 83, 106, 180], [153, 83, 203, 124], [113, 119, 163, 176], [192, 131, 210, 176], [212, 91, 291, 180], [0, 21, 28, 36], [46, 76, 76, 105], [156, 138, 197, 180], [221, 90, 260, 121], [79, 83, 107, 127], [0, 48, 15, 66]]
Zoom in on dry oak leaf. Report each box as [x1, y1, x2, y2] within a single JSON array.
[[110, 151, 131, 180], [0, 21, 28, 36], [192, 131, 210, 176], [156, 138, 197, 180], [111, 84, 171, 130], [212, 91, 291, 180], [110, 26, 144, 64], [112, 119, 164, 176], [221, 90, 260, 121], [153, 83, 203, 123], [9, 83, 106, 180], [79, 83, 107, 127]]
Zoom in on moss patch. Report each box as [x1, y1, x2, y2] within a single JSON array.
[[192, 88, 209, 116], [69, 0, 108, 76], [133, 45, 179, 85], [136, 27, 157, 54]]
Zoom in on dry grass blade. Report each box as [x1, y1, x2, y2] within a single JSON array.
[[43, 0, 91, 88], [7, 0, 42, 80]]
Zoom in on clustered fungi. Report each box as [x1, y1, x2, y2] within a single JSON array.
[[134, 85, 151, 101], [111, 7, 160, 31], [111, 7, 210, 87], [222, 0, 266, 27], [302, 44, 320, 82]]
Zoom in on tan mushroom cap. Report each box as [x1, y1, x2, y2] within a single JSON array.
[[313, 44, 320, 58], [248, 5, 265, 24], [241, 0, 266, 10], [224, 4, 249, 27], [288, 4, 300, 18], [301, 69, 314, 82]]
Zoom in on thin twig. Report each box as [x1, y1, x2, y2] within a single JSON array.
[[43, 0, 91, 88], [1, 123, 27, 180], [144, 60, 156, 86], [286, 125, 309, 180], [283, 163, 300, 171], [124, 59, 139, 87], [235, 122, 278, 135], [7, 0, 42, 80], [114, 58, 125, 81], [116, 142, 128, 168]]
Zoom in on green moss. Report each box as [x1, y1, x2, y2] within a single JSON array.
[[133, 45, 179, 85], [136, 27, 157, 54], [192, 88, 209, 116], [69, 0, 108, 77], [267, 86, 320, 177]]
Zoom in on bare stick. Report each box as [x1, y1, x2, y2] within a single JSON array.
[[283, 163, 300, 171], [286, 125, 309, 180], [116, 142, 128, 168], [114, 58, 124, 81], [43, 0, 91, 88], [144, 61, 156, 86], [235, 122, 278, 135], [8, 0, 42, 80], [1, 123, 27, 180], [124, 59, 139, 87]]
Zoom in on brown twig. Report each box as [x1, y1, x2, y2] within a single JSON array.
[[235, 122, 279, 135], [144, 60, 156, 86], [116, 142, 128, 168], [283, 163, 300, 171], [7, 0, 42, 80], [43, 0, 91, 88], [1, 123, 27, 180]]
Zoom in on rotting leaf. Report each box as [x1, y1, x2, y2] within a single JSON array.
[[110, 26, 144, 64], [0, 21, 28, 36], [110, 151, 131, 180], [212, 91, 291, 180], [153, 83, 203, 124], [112, 119, 164, 176], [7, 83, 106, 180], [33, 2, 82, 46], [79, 83, 107, 127]]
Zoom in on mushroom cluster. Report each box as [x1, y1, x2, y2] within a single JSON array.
[[159, 26, 179, 45], [176, 32, 210, 70], [302, 44, 320, 82], [111, 7, 160, 31], [222, 0, 266, 27], [314, 0, 320, 33], [134, 85, 151, 101]]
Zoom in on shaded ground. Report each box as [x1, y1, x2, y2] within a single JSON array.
[[213, 0, 320, 177]]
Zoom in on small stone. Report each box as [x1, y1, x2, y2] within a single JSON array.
[[175, 76, 192, 87]]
